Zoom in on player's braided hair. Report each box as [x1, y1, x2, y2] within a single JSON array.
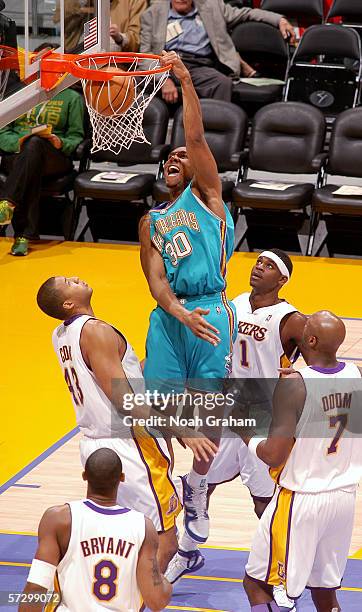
[[268, 248, 293, 277], [37, 277, 68, 320]]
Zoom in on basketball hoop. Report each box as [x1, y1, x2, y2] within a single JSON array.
[[40, 51, 171, 154], [0, 46, 20, 101]]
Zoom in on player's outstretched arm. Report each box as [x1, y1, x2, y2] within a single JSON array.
[[139, 214, 220, 346], [160, 51, 224, 220], [136, 517, 172, 611], [19, 506, 66, 612]]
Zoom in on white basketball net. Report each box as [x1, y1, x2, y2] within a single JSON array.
[[76, 55, 169, 154]]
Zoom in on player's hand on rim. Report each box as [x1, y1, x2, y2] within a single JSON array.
[[160, 50, 190, 82], [181, 435, 218, 462], [183, 307, 220, 346]]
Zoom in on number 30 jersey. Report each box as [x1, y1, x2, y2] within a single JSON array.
[[56, 499, 145, 611], [231, 292, 297, 378], [149, 184, 234, 297], [52, 315, 144, 438], [277, 363, 362, 493]]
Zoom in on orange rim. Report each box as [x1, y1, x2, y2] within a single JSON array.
[[40, 50, 171, 90], [0, 45, 20, 71]]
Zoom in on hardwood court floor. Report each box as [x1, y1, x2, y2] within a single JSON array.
[[0, 238, 361, 610]]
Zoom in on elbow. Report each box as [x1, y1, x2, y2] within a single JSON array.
[[258, 447, 290, 468], [144, 596, 171, 612]]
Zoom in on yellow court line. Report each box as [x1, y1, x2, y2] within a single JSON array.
[[200, 544, 249, 552], [185, 575, 242, 583], [0, 529, 37, 537], [0, 561, 31, 567], [351, 547, 362, 560]]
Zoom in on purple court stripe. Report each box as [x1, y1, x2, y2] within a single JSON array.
[[0, 426, 79, 495], [11, 484, 41, 489], [83, 500, 130, 515]]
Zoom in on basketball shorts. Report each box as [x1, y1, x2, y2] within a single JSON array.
[[144, 292, 237, 393], [79, 429, 181, 533], [207, 437, 275, 499], [246, 486, 356, 598]]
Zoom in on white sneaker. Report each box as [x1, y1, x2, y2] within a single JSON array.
[[181, 475, 209, 543], [273, 585, 296, 611], [165, 549, 205, 584]]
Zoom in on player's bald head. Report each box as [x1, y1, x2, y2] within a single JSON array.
[[303, 310, 346, 353], [84, 448, 124, 492]]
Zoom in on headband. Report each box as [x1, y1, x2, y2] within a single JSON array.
[[260, 251, 290, 281]]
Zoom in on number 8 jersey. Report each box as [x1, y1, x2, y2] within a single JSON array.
[[55, 499, 145, 611], [149, 184, 234, 297]]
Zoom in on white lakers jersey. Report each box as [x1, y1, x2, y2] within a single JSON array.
[[52, 315, 144, 438], [278, 362, 362, 493], [56, 500, 145, 611], [232, 292, 297, 378]]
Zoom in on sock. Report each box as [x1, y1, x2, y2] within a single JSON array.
[[179, 530, 198, 552], [187, 469, 207, 489], [251, 603, 279, 611]]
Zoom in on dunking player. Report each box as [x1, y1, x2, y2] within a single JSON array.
[[37, 276, 217, 571], [242, 311, 362, 612], [20, 448, 172, 612], [139, 51, 236, 550], [168, 250, 306, 610]]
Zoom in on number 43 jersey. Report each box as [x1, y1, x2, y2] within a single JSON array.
[[52, 315, 144, 438], [56, 499, 145, 611], [149, 184, 234, 297]]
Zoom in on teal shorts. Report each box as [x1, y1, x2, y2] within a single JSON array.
[[144, 292, 237, 393]]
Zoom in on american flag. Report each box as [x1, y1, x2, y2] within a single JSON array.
[[84, 17, 98, 50]]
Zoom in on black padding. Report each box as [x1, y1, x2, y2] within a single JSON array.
[[293, 24, 361, 61], [170, 99, 248, 172], [313, 184, 362, 214], [232, 180, 314, 210], [261, 0, 324, 18], [231, 22, 289, 57], [74, 171, 155, 201], [327, 107, 362, 176], [248, 102, 325, 173], [328, 0, 362, 20]]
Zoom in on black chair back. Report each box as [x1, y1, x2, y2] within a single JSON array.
[[327, 107, 362, 177], [261, 0, 324, 19], [285, 24, 362, 115], [91, 97, 169, 165], [327, 0, 362, 22], [231, 22, 289, 80], [170, 100, 248, 172], [248, 101, 325, 173]]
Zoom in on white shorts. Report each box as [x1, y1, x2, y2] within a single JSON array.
[[79, 431, 181, 533], [246, 486, 356, 598], [207, 436, 275, 499]]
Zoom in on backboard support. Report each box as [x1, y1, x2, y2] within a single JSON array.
[[0, 0, 109, 128]]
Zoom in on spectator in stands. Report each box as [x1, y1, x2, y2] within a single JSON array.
[[110, 0, 148, 52], [0, 80, 84, 256], [140, 0, 295, 103]]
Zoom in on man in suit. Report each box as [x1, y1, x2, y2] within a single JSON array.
[[140, 0, 295, 103]]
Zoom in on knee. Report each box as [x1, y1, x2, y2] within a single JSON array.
[[22, 136, 46, 154]]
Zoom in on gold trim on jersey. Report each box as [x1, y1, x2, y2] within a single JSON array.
[[44, 571, 61, 611], [132, 426, 181, 531], [266, 488, 295, 587]]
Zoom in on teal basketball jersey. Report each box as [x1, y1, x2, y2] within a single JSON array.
[[149, 185, 234, 297]]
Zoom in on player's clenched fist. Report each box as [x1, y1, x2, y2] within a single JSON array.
[[161, 50, 191, 82]]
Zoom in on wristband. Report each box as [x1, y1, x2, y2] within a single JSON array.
[[27, 559, 56, 590], [248, 436, 267, 458]]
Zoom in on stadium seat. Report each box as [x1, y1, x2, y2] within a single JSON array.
[[73, 97, 169, 241], [231, 101, 326, 253], [152, 99, 248, 205], [284, 24, 362, 118], [261, 0, 324, 22], [231, 22, 290, 116], [308, 107, 362, 257], [327, 0, 362, 24]]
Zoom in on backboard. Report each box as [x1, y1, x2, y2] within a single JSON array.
[[0, 0, 109, 128]]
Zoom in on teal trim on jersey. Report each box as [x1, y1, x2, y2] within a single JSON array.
[[149, 185, 234, 297]]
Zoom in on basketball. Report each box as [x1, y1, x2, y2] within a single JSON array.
[[84, 66, 135, 116]]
